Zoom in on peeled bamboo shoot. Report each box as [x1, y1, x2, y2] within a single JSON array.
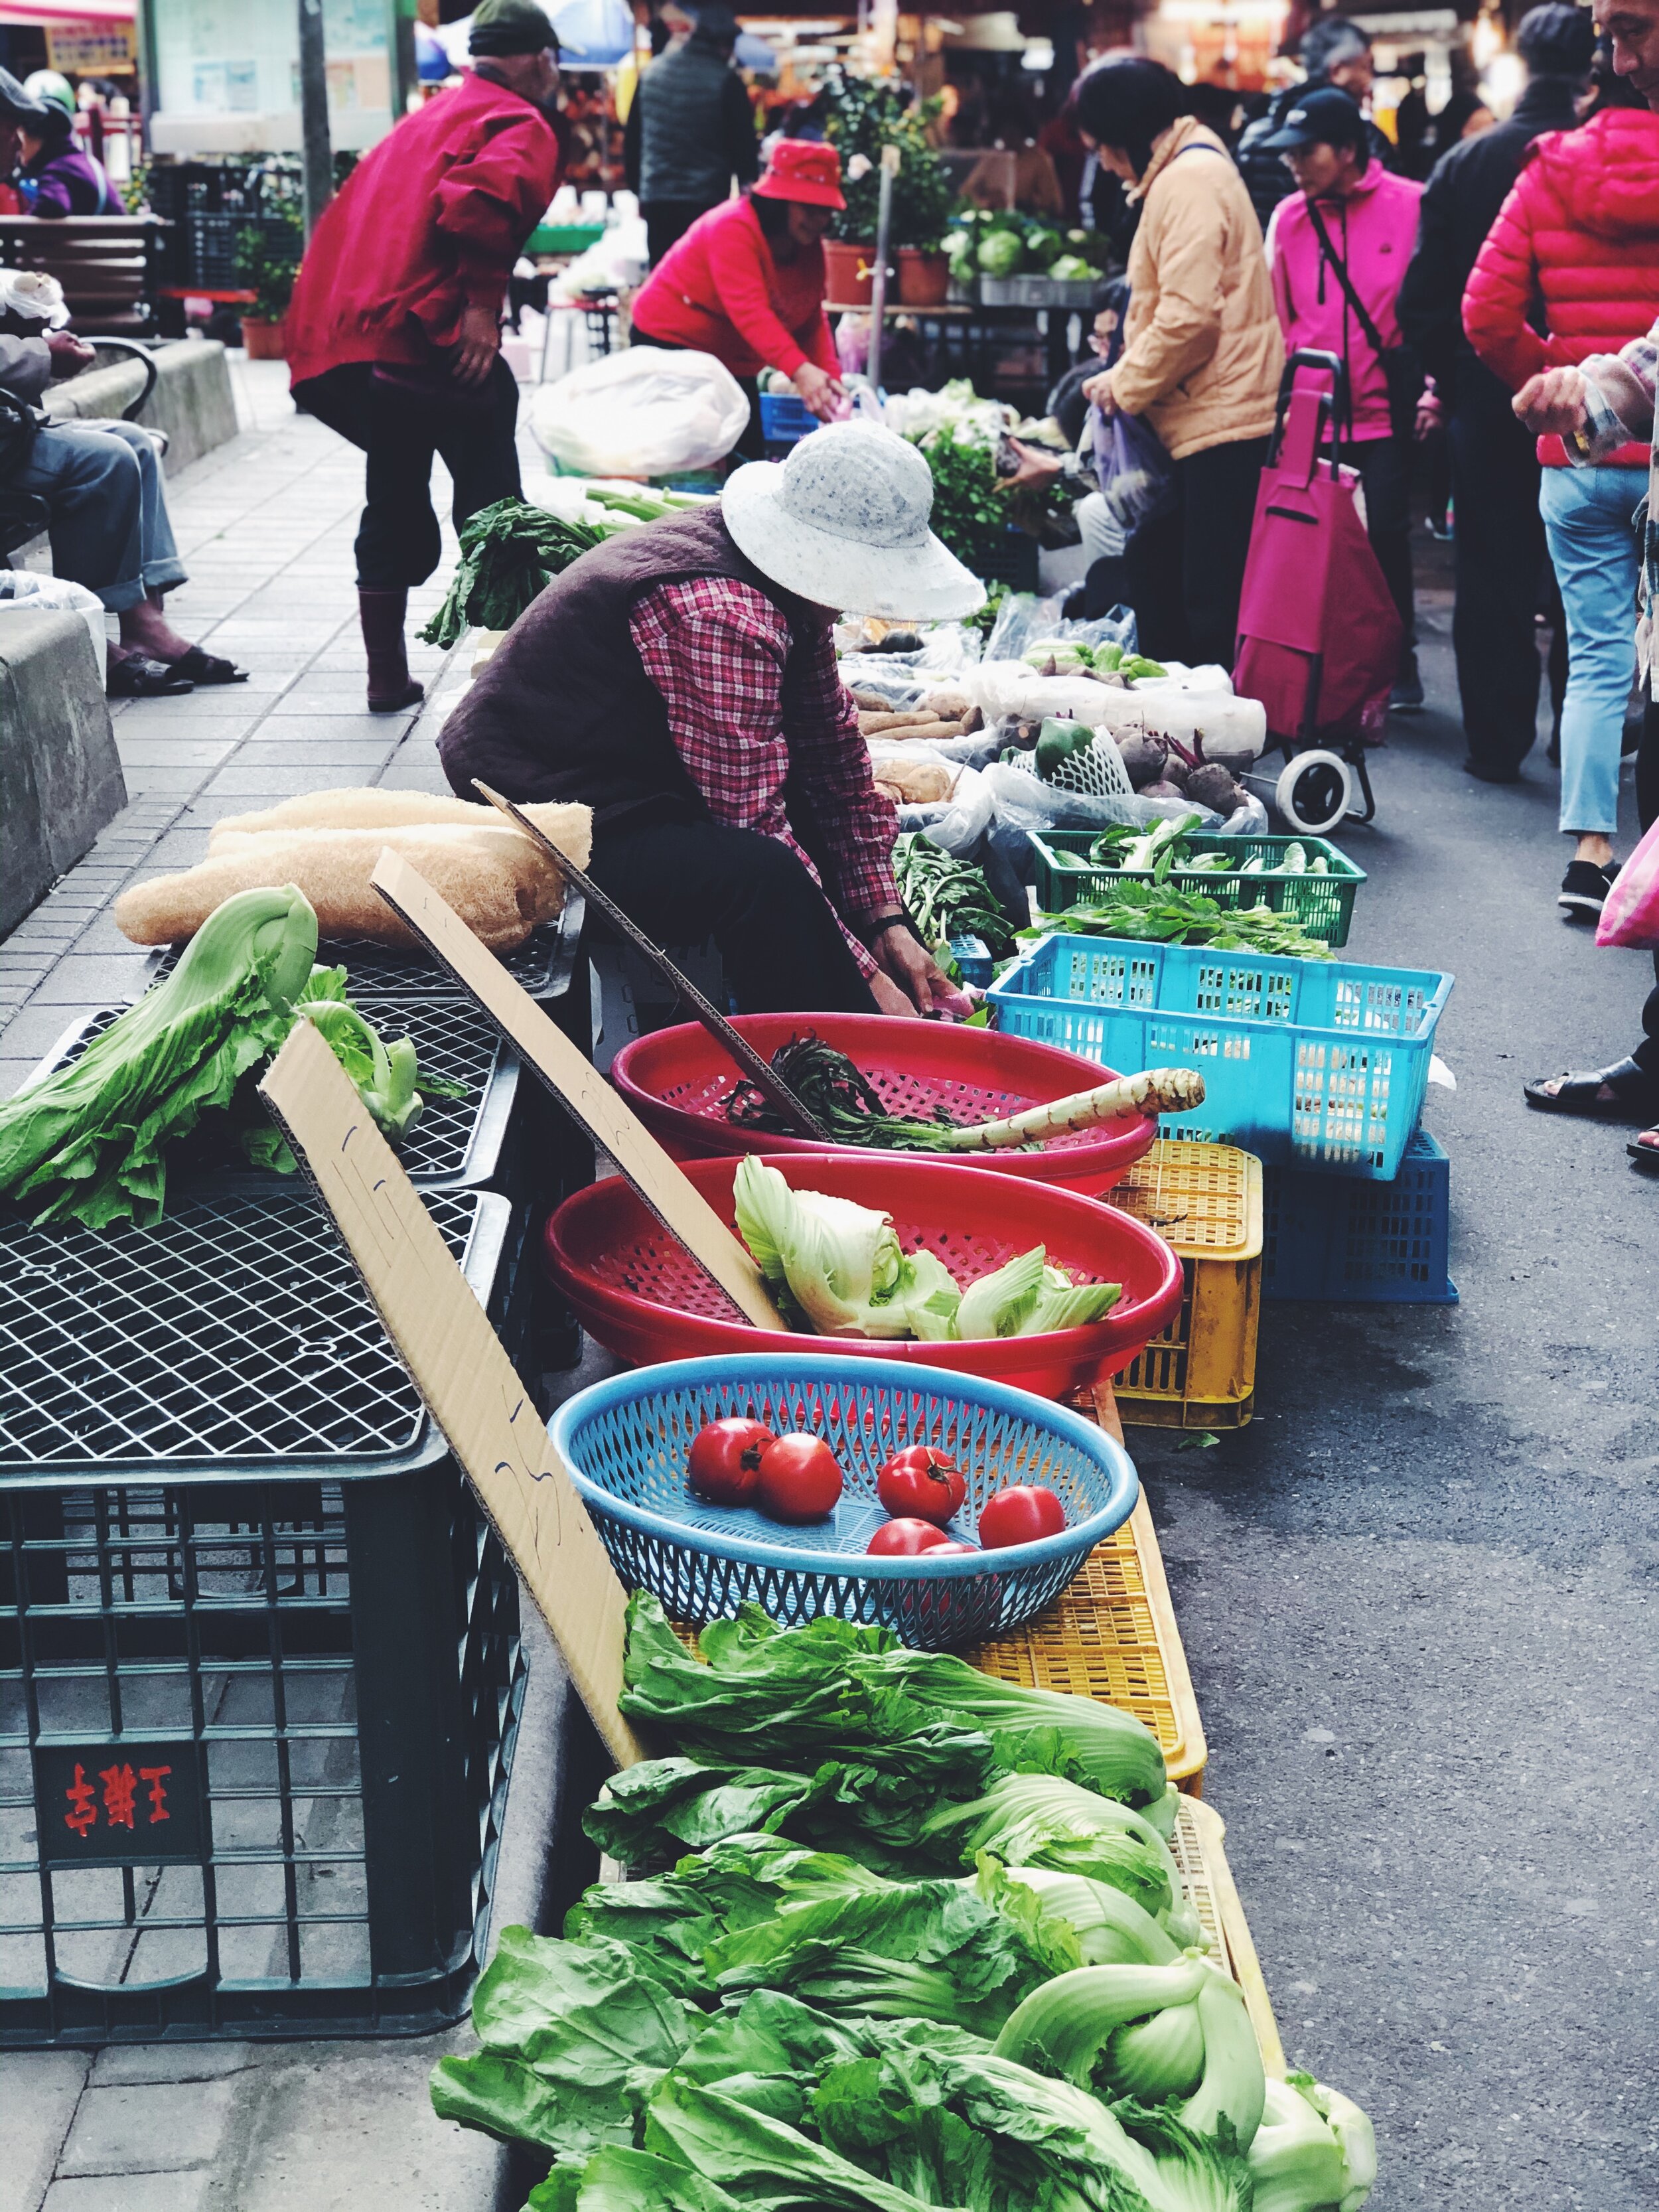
[[932, 1067, 1205, 1152]]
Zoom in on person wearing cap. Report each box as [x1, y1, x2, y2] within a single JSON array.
[[13, 76, 119, 217], [283, 0, 566, 713], [628, 139, 847, 461], [0, 66, 46, 210], [438, 421, 981, 1017], [623, 2, 758, 268], [1262, 85, 1425, 708], [1238, 17, 1393, 235]]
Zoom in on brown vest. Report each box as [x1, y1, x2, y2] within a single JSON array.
[[437, 506, 820, 824]]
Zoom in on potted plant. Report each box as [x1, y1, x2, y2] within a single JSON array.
[[822, 70, 958, 310], [234, 210, 305, 360]]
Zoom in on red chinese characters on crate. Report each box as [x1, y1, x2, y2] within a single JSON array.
[[63, 1759, 173, 1837]]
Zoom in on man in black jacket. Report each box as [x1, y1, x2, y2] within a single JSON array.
[[1397, 2, 1593, 778]]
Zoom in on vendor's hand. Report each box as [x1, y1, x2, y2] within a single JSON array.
[[793, 362, 845, 422], [998, 436, 1065, 494], [870, 919, 952, 1017], [1081, 370, 1118, 418], [453, 302, 502, 389], [45, 330, 96, 377], [1414, 390, 1444, 441], [1514, 365, 1588, 439]]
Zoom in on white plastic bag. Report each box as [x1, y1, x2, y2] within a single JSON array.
[[0, 570, 106, 681], [889, 761, 993, 855], [530, 346, 750, 478]]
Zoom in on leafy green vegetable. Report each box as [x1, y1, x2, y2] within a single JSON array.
[[919, 1772, 1185, 1925], [1026, 883, 1336, 960], [1248, 2075, 1376, 2212], [892, 835, 1017, 958], [731, 1157, 962, 1339], [0, 886, 316, 1228], [954, 1244, 1121, 1339], [421, 498, 623, 647], [1048, 254, 1097, 282], [992, 1957, 1267, 2148], [977, 228, 1025, 277], [722, 1035, 968, 1153]]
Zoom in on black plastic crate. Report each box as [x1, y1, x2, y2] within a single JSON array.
[[972, 530, 1041, 591], [145, 905, 582, 1001], [0, 1185, 527, 2044], [36, 991, 524, 1195]]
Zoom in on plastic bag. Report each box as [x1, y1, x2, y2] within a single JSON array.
[[1597, 816, 1659, 948], [982, 759, 1223, 877], [529, 346, 750, 477], [1094, 407, 1177, 535], [894, 763, 993, 855], [0, 569, 106, 680], [983, 589, 1137, 668]]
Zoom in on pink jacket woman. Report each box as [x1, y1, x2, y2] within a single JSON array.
[[1265, 164, 1424, 437]]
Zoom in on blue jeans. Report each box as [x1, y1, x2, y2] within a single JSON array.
[[11, 418, 186, 613], [1539, 463, 1645, 837]]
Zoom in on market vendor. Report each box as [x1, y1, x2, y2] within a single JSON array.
[[628, 138, 848, 462], [438, 419, 982, 1015]]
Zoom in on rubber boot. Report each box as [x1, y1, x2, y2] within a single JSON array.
[[358, 587, 425, 713]]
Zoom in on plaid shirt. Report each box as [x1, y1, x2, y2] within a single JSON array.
[[628, 576, 900, 976], [1577, 324, 1659, 692]]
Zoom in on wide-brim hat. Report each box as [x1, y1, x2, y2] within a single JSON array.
[[753, 136, 845, 210], [723, 419, 985, 622]]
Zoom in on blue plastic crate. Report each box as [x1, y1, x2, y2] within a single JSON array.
[[989, 933, 1453, 1180], [759, 393, 819, 450], [549, 1352, 1138, 1649], [1261, 1128, 1456, 1303]]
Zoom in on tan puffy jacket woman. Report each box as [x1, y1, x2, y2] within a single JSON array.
[[1074, 61, 1283, 668]]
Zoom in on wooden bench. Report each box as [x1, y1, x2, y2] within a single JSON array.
[[0, 215, 169, 337]]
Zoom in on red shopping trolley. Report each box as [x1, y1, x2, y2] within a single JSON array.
[[1233, 349, 1404, 835]]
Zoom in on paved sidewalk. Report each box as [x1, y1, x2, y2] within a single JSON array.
[[0, 358, 563, 2212], [0, 358, 451, 1102]]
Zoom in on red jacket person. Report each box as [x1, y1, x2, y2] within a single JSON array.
[[285, 0, 565, 711]]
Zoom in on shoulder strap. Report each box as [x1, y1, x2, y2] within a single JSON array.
[[1304, 198, 1388, 359]]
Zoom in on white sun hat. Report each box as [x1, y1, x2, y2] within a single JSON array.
[[723, 419, 986, 622]]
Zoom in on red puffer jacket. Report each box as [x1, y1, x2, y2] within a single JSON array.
[[1463, 107, 1659, 465]]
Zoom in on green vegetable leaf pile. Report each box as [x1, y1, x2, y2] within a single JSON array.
[[420, 498, 624, 648], [893, 834, 1016, 958], [1028, 881, 1336, 960]]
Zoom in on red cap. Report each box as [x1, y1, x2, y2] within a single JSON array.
[[753, 137, 846, 210]]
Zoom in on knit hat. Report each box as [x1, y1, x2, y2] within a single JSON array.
[[752, 138, 845, 210], [723, 419, 984, 621], [469, 0, 559, 56], [1516, 3, 1595, 78]]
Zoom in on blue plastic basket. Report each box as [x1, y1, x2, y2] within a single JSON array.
[[550, 1353, 1139, 1649], [989, 933, 1453, 1180], [758, 393, 819, 450], [1262, 1128, 1457, 1303]]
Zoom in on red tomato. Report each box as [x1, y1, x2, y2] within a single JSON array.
[[755, 1432, 844, 1523], [866, 1517, 953, 1556], [977, 1484, 1067, 1549], [928, 1540, 980, 1556], [687, 1418, 774, 1507], [876, 1445, 968, 1527]]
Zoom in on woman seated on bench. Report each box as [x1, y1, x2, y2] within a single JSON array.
[[0, 265, 245, 697]]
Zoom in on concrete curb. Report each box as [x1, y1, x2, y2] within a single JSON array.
[[45, 340, 240, 476], [0, 611, 125, 937]]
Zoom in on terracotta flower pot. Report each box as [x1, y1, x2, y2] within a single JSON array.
[[823, 238, 881, 307], [240, 315, 287, 360], [897, 248, 951, 307]]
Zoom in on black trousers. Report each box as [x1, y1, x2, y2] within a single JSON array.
[[1449, 373, 1551, 774], [1114, 433, 1269, 670], [1339, 433, 1415, 665], [643, 199, 717, 267], [294, 357, 522, 590], [586, 812, 879, 1015]]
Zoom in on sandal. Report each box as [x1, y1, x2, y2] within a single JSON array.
[[108, 654, 194, 698], [1523, 1059, 1659, 1118], [1629, 1128, 1659, 1169], [167, 644, 248, 686]]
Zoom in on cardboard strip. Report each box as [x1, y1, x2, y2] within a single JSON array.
[[257, 1018, 648, 1770], [368, 846, 785, 1331]]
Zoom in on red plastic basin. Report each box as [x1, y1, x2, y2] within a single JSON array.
[[543, 1151, 1183, 1402], [609, 1013, 1157, 1195]]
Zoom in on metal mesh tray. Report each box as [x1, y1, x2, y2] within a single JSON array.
[[142, 893, 583, 1000], [0, 1184, 510, 1480], [33, 989, 520, 1191]]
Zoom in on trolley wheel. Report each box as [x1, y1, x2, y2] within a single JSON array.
[[1275, 751, 1354, 836]]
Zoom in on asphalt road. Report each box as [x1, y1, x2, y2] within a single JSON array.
[[1136, 547, 1659, 2207]]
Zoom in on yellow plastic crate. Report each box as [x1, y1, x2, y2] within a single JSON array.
[[1173, 1794, 1287, 2073], [1105, 1141, 1263, 1430], [968, 1486, 1207, 1795]]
